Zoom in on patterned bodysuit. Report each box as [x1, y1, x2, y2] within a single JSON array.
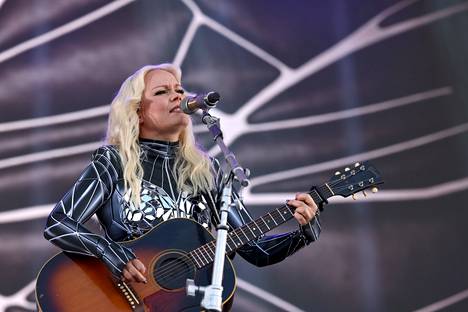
[[44, 139, 322, 277]]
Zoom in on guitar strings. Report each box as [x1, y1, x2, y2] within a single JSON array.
[[145, 193, 330, 284], [145, 182, 371, 284], [142, 177, 377, 285], [146, 207, 287, 283], [145, 206, 295, 283]]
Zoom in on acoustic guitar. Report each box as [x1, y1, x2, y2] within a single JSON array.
[[35, 161, 382, 312]]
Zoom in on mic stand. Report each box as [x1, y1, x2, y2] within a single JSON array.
[[201, 112, 250, 187], [186, 111, 250, 311]]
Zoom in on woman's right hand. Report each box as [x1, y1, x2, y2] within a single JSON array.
[[122, 258, 147, 283]]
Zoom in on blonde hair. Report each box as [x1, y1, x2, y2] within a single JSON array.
[[106, 64, 214, 208]]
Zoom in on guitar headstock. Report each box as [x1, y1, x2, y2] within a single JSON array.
[[327, 161, 383, 199]]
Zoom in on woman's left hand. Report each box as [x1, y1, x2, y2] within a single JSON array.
[[287, 193, 319, 225]]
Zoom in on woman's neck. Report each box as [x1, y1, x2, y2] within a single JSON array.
[[139, 138, 179, 158], [138, 129, 181, 142], [139, 136, 179, 143]]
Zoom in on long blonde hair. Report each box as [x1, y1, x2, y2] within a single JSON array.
[[106, 64, 214, 207]]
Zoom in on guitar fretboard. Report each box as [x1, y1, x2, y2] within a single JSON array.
[[187, 184, 332, 269]]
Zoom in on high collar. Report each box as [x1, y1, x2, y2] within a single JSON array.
[[139, 138, 179, 158]]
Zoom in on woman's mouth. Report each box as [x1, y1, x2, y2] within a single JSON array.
[[170, 106, 182, 113]]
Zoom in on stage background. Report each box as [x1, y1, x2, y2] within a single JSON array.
[[1, 0, 468, 311]]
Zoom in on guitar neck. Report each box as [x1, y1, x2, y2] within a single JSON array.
[[188, 184, 333, 269]]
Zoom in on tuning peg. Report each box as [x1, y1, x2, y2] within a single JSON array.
[[371, 187, 379, 193], [335, 171, 341, 176], [344, 167, 350, 172], [354, 162, 360, 167], [352, 194, 358, 200], [362, 190, 367, 197]]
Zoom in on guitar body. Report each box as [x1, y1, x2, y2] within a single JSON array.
[[36, 218, 236, 312], [36, 162, 383, 311]]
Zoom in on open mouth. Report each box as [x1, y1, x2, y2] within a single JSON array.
[[170, 106, 182, 113]]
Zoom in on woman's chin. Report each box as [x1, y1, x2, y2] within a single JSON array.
[[178, 115, 191, 128]]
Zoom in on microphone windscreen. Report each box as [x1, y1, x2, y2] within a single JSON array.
[[206, 92, 220, 105], [180, 97, 195, 114]]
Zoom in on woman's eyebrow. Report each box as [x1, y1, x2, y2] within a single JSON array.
[[151, 84, 168, 90], [151, 84, 182, 90]]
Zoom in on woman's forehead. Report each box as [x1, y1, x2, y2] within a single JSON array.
[[145, 69, 180, 87]]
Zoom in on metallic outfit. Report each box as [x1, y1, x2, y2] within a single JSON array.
[[44, 139, 321, 277]]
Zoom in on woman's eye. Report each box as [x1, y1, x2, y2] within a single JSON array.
[[176, 89, 185, 95], [154, 90, 166, 95]]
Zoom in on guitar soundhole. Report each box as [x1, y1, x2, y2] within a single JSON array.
[[154, 251, 196, 290]]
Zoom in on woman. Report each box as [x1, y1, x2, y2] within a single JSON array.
[[44, 63, 321, 285]]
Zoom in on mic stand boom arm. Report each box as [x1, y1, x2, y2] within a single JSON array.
[[201, 112, 249, 187]]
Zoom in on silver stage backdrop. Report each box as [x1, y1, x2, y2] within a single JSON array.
[[1, 0, 468, 311]]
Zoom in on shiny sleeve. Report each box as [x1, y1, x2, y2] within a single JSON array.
[[208, 158, 322, 267], [43, 146, 136, 278], [227, 194, 321, 267]]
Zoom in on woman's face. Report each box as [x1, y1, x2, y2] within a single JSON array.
[[139, 69, 189, 141]]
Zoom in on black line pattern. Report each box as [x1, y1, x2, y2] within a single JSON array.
[[44, 139, 321, 277]]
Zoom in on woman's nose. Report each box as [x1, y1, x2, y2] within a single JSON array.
[[170, 90, 182, 102]]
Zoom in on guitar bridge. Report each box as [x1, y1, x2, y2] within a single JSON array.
[[117, 281, 143, 311]]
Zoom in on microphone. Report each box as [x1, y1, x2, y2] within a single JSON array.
[[180, 91, 220, 114]]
